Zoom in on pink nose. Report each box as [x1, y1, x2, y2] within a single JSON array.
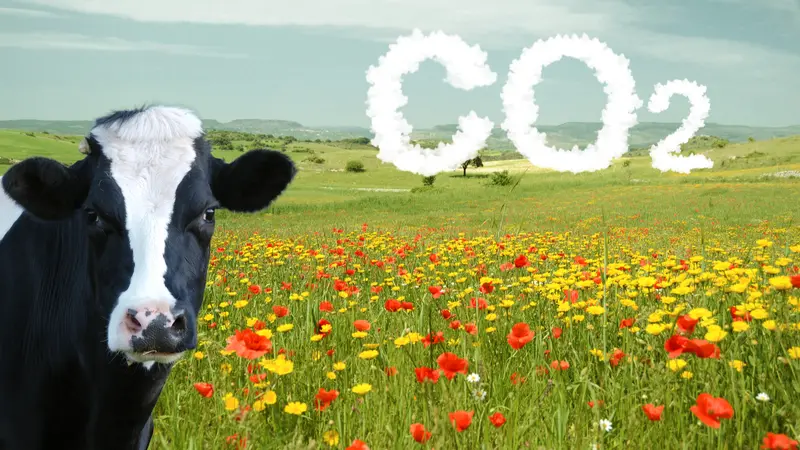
[[123, 307, 177, 334], [122, 306, 193, 354]]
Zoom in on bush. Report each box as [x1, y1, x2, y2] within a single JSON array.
[[346, 160, 365, 173], [304, 155, 325, 164], [489, 170, 514, 186], [422, 175, 436, 186]]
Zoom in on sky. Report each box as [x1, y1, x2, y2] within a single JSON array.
[[0, 0, 798, 128]]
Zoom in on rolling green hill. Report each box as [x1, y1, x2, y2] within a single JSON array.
[[1, 117, 798, 150]]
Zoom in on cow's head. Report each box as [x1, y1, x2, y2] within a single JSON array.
[[2, 106, 296, 365]]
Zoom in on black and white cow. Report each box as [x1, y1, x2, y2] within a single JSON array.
[[0, 105, 296, 450]]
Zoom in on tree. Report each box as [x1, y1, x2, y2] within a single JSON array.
[[461, 155, 483, 176]]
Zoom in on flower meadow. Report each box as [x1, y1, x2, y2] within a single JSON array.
[[153, 223, 800, 449]]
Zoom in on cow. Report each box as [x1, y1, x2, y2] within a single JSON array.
[[0, 105, 296, 450]]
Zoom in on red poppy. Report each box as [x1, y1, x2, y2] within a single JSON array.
[[384, 299, 402, 312], [437, 353, 468, 380], [345, 440, 369, 450], [489, 412, 506, 428], [317, 319, 332, 337], [664, 335, 690, 358], [642, 404, 664, 421], [511, 372, 527, 384], [314, 388, 339, 411], [449, 320, 462, 330], [429, 253, 439, 263], [272, 305, 289, 318], [319, 301, 334, 312], [690, 393, 734, 428], [609, 349, 625, 367], [790, 274, 800, 289], [551, 327, 563, 339], [761, 433, 798, 450], [619, 318, 636, 329], [550, 360, 570, 370], [421, 331, 445, 348], [225, 433, 248, 449], [479, 282, 494, 294], [464, 322, 478, 335], [193, 382, 214, 398], [514, 254, 529, 268], [730, 306, 753, 322], [409, 423, 431, 443], [507, 322, 535, 350], [428, 286, 443, 299], [384, 366, 398, 377], [675, 314, 698, 334], [468, 297, 488, 310], [684, 339, 720, 359], [448, 410, 474, 432], [441, 309, 453, 319], [414, 367, 440, 384], [353, 320, 371, 332], [248, 284, 262, 294], [225, 329, 272, 359]]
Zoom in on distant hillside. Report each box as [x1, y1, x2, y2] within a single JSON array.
[[0, 118, 797, 150], [417, 122, 800, 150]]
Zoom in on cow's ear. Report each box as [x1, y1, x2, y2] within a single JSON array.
[[2, 157, 91, 221], [210, 149, 296, 212]]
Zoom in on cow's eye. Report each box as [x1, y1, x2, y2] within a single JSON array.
[[203, 208, 216, 223], [86, 208, 102, 226]]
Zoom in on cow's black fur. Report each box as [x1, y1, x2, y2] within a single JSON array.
[[0, 107, 296, 450]]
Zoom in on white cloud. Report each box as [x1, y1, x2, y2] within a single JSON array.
[[18, 0, 800, 69], [0, 32, 247, 58], [0, 6, 59, 17]]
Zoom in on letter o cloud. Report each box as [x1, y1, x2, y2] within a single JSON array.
[[365, 29, 497, 177], [501, 34, 643, 173]]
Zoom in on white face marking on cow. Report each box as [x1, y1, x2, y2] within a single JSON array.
[[98, 107, 202, 365], [0, 176, 25, 245]]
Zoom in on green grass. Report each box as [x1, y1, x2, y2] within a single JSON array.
[[2, 130, 800, 449]]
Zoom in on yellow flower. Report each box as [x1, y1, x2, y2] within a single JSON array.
[[323, 430, 340, 447], [277, 323, 294, 332], [351, 383, 372, 395], [223, 393, 239, 411], [260, 354, 294, 375], [284, 402, 307, 415], [326, 371, 336, 380], [193, 351, 204, 360], [762, 320, 777, 331], [310, 334, 324, 342], [586, 305, 605, 315], [646, 323, 668, 335], [667, 359, 687, 372], [263, 390, 277, 405], [681, 371, 693, 380], [704, 325, 728, 342], [333, 361, 346, 371], [732, 321, 749, 332], [728, 360, 746, 373], [358, 350, 379, 360], [788, 347, 800, 359], [768, 276, 793, 290], [750, 308, 769, 320], [688, 308, 713, 320], [256, 329, 273, 339]]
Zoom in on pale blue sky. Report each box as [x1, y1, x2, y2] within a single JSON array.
[[0, 0, 798, 128]]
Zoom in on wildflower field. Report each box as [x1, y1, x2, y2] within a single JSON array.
[[151, 181, 800, 449], [4, 130, 800, 449]]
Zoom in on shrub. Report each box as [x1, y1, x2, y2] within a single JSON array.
[[489, 170, 514, 186], [304, 155, 325, 164], [422, 175, 436, 186], [346, 160, 365, 172]]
